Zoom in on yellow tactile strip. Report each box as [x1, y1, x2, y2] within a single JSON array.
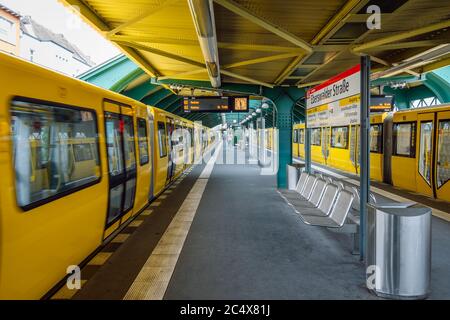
[[50, 168, 191, 300], [124, 142, 222, 300]]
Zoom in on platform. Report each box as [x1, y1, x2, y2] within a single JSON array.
[[53, 143, 450, 300]]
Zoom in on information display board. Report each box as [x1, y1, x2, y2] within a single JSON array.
[[370, 95, 393, 112], [306, 64, 361, 128], [183, 96, 249, 113]]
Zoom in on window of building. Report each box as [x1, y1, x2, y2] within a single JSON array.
[[331, 126, 349, 149], [393, 122, 416, 157], [11, 98, 100, 210], [0, 16, 15, 44], [137, 118, 149, 166], [311, 128, 321, 146], [370, 124, 383, 153]]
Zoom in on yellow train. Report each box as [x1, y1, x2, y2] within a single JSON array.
[[0, 52, 214, 299], [292, 105, 450, 202]]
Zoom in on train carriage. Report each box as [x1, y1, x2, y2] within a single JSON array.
[[0, 52, 213, 299], [293, 106, 450, 202]]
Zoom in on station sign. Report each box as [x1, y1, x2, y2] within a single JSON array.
[[184, 96, 249, 113], [306, 64, 360, 128]]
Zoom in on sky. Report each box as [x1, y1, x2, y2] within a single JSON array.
[[1, 0, 120, 65]]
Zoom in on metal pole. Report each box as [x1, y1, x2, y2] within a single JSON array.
[[360, 55, 371, 261]]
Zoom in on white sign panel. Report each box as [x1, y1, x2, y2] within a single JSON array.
[[306, 64, 361, 128]]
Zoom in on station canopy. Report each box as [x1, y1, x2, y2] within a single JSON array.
[[63, 0, 450, 127]]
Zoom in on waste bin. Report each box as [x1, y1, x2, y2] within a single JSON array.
[[286, 163, 304, 190], [365, 202, 432, 299]]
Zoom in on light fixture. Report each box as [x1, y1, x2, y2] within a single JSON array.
[[252, 112, 257, 116], [261, 102, 270, 109], [256, 108, 262, 113], [188, 0, 221, 88]]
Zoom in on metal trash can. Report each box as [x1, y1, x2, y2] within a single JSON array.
[[286, 163, 304, 190], [365, 202, 432, 299]]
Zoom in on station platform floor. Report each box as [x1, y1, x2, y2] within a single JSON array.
[[53, 142, 450, 300]]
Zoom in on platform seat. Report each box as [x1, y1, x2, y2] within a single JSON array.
[[288, 178, 327, 209], [279, 171, 309, 197], [300, 190, 354, 228], [297, 183, 339, 217], [282, 174, 318, 202]]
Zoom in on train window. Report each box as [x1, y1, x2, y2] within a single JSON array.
[[105, 112, 124, 176], [418, 122, 433, 185], [437, 120, 450, 188], [157, 122, 167, 157], [311, 128, 321, 146], [137, 118, 149, 166], [393, 122, 416, 157], [331, 126, 349, 149], [11, 98, 100, 210], [73, 143, 94, 162], [189, 128, 194, 147], [370, 124, 383, 153], [123, 115, 136, 171], [299, 129, 305, 144], [293, 129, 298, 143]]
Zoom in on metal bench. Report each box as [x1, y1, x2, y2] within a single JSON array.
[[281, 173, 317, 202], [294, 182, 339, 217], [299, 190, 355, 228], [279, 171, 309, 198], [288, 178, 327, 210]]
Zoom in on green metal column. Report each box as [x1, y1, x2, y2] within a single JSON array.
[[275, 94, 294, 189]]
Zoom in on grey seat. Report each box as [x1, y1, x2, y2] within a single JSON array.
[[300, 190, 354, 228], [279, 171, 309, 197], [289, 178, 327, 209], [295, 183, 339, 217], [283, 174, 317, 202]]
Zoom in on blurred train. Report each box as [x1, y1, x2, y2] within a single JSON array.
[[292, 105, 450, 202], [0, 52, 215, 299]]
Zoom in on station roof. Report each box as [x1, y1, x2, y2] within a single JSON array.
[[63, 0, 450, 126]]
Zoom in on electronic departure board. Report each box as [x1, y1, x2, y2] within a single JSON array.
[[184, 96, 249, 113], [370, 95, 393, 112]]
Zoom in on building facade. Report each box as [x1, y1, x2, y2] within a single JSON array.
[[0, 4, 20, 56], [0, 3, 94, 77], [20, 16, 94, 77]]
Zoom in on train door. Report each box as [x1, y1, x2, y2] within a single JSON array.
[[416, 113, 434, 197], [166, 117, 175, 183], [148, 113, 155, 199], [435, 111, 450, 201], [103, 100, 137, 233], [350, 125, 359, 174], [321, 127, 330, 164]]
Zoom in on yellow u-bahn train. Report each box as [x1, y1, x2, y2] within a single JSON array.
[[292, 105, 450, 202], [0, 52, 214, 299]]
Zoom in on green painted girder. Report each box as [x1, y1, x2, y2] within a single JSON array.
[[371, 74, 420, 87], [140, 88, 172, 106], [110, 68, 145, 92], [161, 95, 183, 111], [150, 90, 174, 108], [123, 81, 161, 101], [424, 72, 450, 103], [79, 55, 139, 90]]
